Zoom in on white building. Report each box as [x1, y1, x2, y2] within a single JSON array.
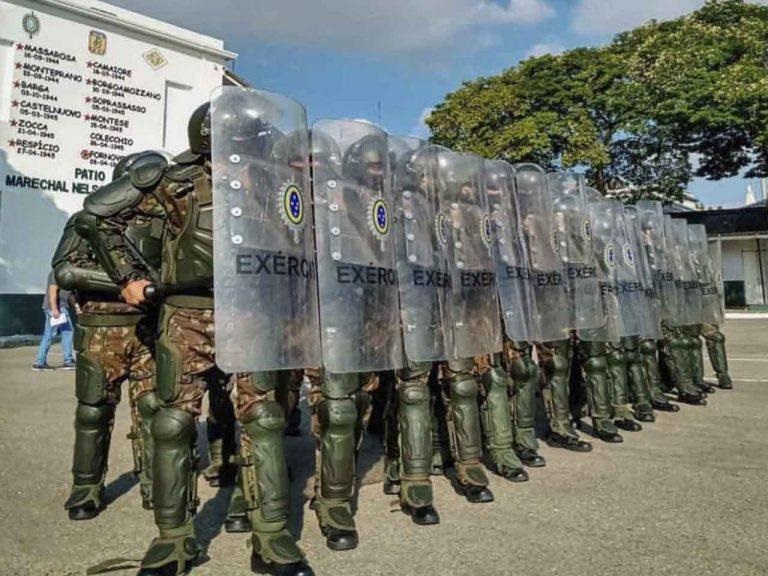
[[0, 0, 236, 336]]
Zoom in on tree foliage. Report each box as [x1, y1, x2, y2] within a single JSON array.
[[426, 0, 768, 201]]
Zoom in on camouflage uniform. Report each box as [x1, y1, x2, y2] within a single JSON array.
[[81, 141, 311, 575]]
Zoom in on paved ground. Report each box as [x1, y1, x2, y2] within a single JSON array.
[[1, 319, 767, 576]]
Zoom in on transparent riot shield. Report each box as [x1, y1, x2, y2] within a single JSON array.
[[624, 205, 662, 339], [514, 163, 569, 342], [689, 224, 721, 325], [578, 199, 621, 343], [312, 119, 403, 373], [485, 159, 535, 341], [637, 201, 677, 322], [436, 149, 502, 358], [390, 137, 448, 362], [666, 217, 702, 327], [615, 204, 649, 337], [211, 86, 320, 372], [707, 239, 726, 324], [547, 172, 604, 331]]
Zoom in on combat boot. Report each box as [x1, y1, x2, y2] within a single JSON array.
[[315, 498, 359, 551], [547, 431, 593, 452]]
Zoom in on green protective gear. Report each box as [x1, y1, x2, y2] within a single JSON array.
[[661, 328, 701, 396], [478, 358, 524, 476], [74, 338, 109, 405], [395, 363, 434, 508], [151, 408, 197, 531], [607, 342, 635, 421], [685, 326, 708, 393], [160, 164, 213, 289], [382, 373, 400, 485], [316, 395, 357, 501], [441, 360, 488, 487], [240, 401, 290, 527], [135, 391, 162, 508], [704, 328, 732, 387], [579, 341, 619, 435], [154, 319, 183, 403], [508, 343, 541, 451], [639, 339, 667, 403], [64, 402, 115, 510], [202, 373, 237, 486], [429, 371, 450, 473], [537, 340, 574, 439], [140, 519, 199, 575], [623, 336, 654, 420], [52, 214, 120, 294]]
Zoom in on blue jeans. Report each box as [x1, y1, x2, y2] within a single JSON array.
[[35, 310, 75, 365]]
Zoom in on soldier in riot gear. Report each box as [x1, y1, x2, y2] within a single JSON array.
[[432, 149, 501, 501], [79, 92, 315, 576], [310, 120, 403, 550], [380, 137, 444, 524], [702, 239, 732, 389], [657, 216, 707, 406], [515, 167, 593, 450], [55, 151, 165, 519]]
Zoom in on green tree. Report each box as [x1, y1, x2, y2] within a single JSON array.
[[427, 0, 768, 201]]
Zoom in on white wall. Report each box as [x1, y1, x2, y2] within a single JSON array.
[[0, 0, 230, 294], [721, 237, 767, 305]]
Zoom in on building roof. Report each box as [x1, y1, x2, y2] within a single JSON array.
[[669, 205, 768, 236], [32, 0, 237, 61]]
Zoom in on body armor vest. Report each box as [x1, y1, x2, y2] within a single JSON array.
[[160, 163, 214, 291]]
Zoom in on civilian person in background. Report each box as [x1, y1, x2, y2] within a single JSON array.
[[32, 270, 75, 371]]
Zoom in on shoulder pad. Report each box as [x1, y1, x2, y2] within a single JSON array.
[[164, 162, 205, 183], [83, 175, 144, 217], [129, 153, 169, 190]]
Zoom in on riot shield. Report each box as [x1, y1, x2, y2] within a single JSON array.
[[514, 163, 569, 342], [637, 201, 677, 322], [578, 199, 621, 343], [436, 149, 502, 358], [689, 224, 722, 325], [666, 217, 702, 327], [485, 159, 535, 341], [615, 204, 648, 337], [211, 86, 321, 372], [390, 136, 448, 362], [624, 205, 662, 339], [547, 172, 604, 331], [707, 239, 726, 324], [312, 119, 403, 373]]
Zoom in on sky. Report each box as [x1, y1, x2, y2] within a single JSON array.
[[111, 0, 768, 208]]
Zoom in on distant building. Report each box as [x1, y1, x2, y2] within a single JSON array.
[[0, 0, 237, 337], [669, 203, 768, 309]]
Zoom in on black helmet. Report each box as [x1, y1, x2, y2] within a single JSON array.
[[188, 102, 211, 156], [343, 133, 387, 189]]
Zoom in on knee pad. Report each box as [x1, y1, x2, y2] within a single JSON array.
[[400, 380, 429, 406], [546, 354, 568, 378], [152, 408, 195, 446], [240, 371, 280, 395], [583, 354, 608, 374], [710, 331, 725, 345], [322, 372, 360, 399], [318, 397, 357, 431], [449, 375, 478, 400], [242, 401, 285, 434], [75, 402, 114, 428], [75, 354, 108, 405], [398, 362, 431, 383], [482, 366, 511, 393], [136, 391, 162, 420]]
